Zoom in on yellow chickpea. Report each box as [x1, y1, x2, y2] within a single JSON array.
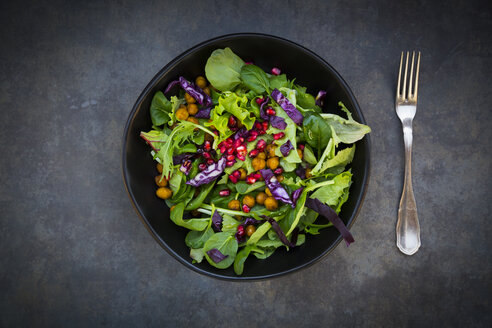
[[264, 197, 278, 210], [277, 174, 284, 182], [242, 195, 255, 208], [203, 87, 211, 96], [256, 192, 267, 205], [267, 157, 280, 170], [155, 175, 168, 187], [187, 103, 199, 115], [252, 157, 266, 171], [257, 152, 266, 160], [156, 187, 172, 199], [297, 148, 303, 160], [266, 144, 277, 158], [184, 93, 196, 104], [265, 188, 272, 197], [195, 76, 207, 89], [228, 199, 241, 211], [238, 168, 247, 181], [187, 116, 199, 125], [176, 107, 189, 121], [246, 225, 256, 237], [305, 168, 313, 178], [156, 163, 163, 174]]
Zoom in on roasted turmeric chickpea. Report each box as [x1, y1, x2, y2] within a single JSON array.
[[251, 157, 266, 171], [203, 87, 211, 96], [156, 187, 172, 199], [187, 116, 199, 125], [297, 148, 303, 160], [155, 175, 168, 187], [242, 195, 255, 208], [257, 152, 266, 160], [187, 103, 199, 115], [184, 92, 196, 104], [238, 168, 247, 181], [266, 156, 280, 170], [266, 144, 277, 158], [256, 192, 267, 205], [276, 174, 284, 182], [195, 76, 207, 89], [228, 199, 241, 211], [156, 163, 163, 173], [264, 197, 278, 210], [265, 188, 272, 197], [176, 107, 189, 121], [246, 225, 256, 236], [305, 168, 313, 178]]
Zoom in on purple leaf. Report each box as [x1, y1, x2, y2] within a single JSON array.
[[186, 157, 226, 187], [179, 159, 192, 175], [244, 217, 262, 226], [271, 88, 303, 125], [260, 169, 294, 208], [212, 211, 223, 232], [291, 187, 304, 205], [206, 248, 229, 263], [172, 153, 195, 165], [164, 80, 180, 93], [259, 96, 270, 121], [269, 116, 287, 130], [234, 127, 249, 140], [295, 167, 306, 180], [280, 140, 294, 157], [305, 198, 355, 246], [264, 216, 296, 248], [315, 90, 327, 107], [164, 77, 213, 107], [194, 107, 212, 119]]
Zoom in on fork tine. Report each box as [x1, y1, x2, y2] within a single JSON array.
[[397, 52, 403, 98], [413, 52, 421, 100], [409, 51, 415, 97], [403, 52, 409, 99]]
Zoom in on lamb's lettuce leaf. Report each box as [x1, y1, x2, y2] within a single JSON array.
[[205, 48, 244, 91]]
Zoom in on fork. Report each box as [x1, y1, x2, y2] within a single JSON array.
[[395, 51, 421, 255]]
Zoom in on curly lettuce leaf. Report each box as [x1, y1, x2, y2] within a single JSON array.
[[309, 171, 353, 213], [205, 48, 245, 91]]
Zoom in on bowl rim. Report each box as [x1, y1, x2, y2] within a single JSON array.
[[122, 32, 371, 281]]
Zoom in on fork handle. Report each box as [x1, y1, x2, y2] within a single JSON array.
[[396, 124, 421, 255]]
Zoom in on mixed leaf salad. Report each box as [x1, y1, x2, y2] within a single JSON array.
[[140, 48, 370, 275]]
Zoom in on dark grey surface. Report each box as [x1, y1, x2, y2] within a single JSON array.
[[1, 0, 491, 327]]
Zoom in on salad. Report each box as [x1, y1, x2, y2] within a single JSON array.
[[140, 48, 370, 275]]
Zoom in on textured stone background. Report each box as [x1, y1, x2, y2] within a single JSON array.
[[1, 0, 491, 327]]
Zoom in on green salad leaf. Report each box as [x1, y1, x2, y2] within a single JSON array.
[[205, 47, 245, 91], [240, 64, 270, 94], [150, 91, 172, 126], [320, 102, 371, 144], [310, 171, 353, 213], [203, 232, 238, 269], [170, 203, 209, 231]]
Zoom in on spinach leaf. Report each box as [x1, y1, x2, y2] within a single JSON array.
[[294, 85, 320, 112], [221, 214, 240, 233], [170, 202, 209, 231], [203, 232, 238, 269], [176, 143, 197, 154], [234, 245, 254, 275], [186, 181, 216, 210], [205, 48, 244, 91], [185, 226, 214, 249], [302, 112, 331, 155], [150, 91, 172, 126], [234, 181, 265, 194], [240, 64, 270, 94], [269, 74, 289, 90]]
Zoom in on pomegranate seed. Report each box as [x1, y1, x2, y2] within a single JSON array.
[[255, 122, 263, 130], [273, 132, 285, 140], [271, 67, 281, 75], [226, 147, 235, 155], [242, 204, 251, 213], [233, 138, 242, 148], [245, 61, 254, 65], [236, 145, 246, 153], [206, 159, 215, 165], [228, 115, 237, 127], [262, 121, 269, 131], [202, 151, 211, 159], [237, 225, 244, 233], [246, 176, 256, 184], [247, 134, 257, 142], [229, 175, 238, 183], [232, 170, 241, 179], [237, 154, 246, 161], [258, 129, 266, 135], [298, 144, 305, 150], [225, 138, 233, 147], [255, 97, 264, 105], [249, 149, 259, 158], [226, 160, 236, 167], [203, 140, 212, 151], [227, 154, 236, 161], [219, 189, 231, 197], [253, 173, 262, 180], [219, 145, 226, 154], [274, 168, 283, 175], [198, 163, 207, 171], [266, 107, 276, 116], [256, 139, 267, 151]]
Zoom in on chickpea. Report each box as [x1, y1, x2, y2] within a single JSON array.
[[257, 152, 266, 160], [264, 197, 278, 211], [187, 116, 199, 125], [305, 168, 313, 178], [246, 225, 256, 237], [203, 87, 211, 96], [265, 188, 272, 197], [195, 76, 207, 89], [156, 187, 172, 200], [256, 192, 267, 205], [252, 157, 266, 171], [157, 163, 163, 174], [266, 144, 277, 158], [187, 103, 199, 115], [277, 174, 284, 182], [242, 195, 255, 208], [184, 93, 196, 104], [238, 168, 247, 181], [267, 156, 280, 170], [228, 199, 241, 211], [297, 148, 303, 160], [176, 107, 189, 121], [155, 175, 168, 187]]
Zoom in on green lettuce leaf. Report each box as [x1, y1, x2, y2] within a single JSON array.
[[203, 232, 238, 269], [320, 102, 371, 144], [205, 48, 245, 91], [309, 171, 353, 213], [240, 64, 270, 94], [150, 91, 172, 126], [170, 202, 209, 231]]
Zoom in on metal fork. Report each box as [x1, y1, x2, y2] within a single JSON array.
[[395, 51, 421, 255]]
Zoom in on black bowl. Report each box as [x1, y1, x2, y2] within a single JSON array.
[[122, 33, 370, 280]]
